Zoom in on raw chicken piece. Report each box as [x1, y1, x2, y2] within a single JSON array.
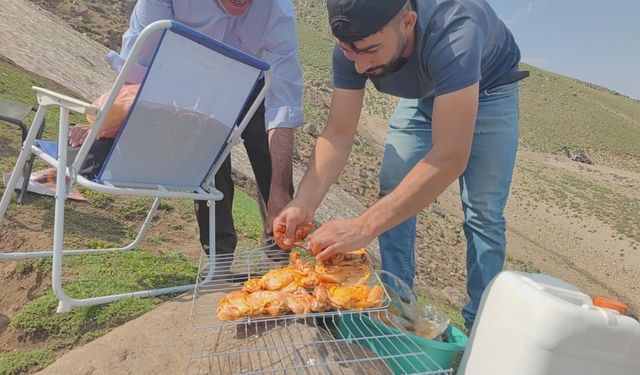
[[242, 278, 263, 293], [326, 284, 384, 310], [244, 291, 287, 317], [217, 288, 326, 320], [314, 249, 371, 286], [242, 261, 321, 293], [216, 290, 251, 321], [282, 287, 316, 314]]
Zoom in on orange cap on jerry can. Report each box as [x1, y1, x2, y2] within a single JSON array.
[[593, 295, 628, 315]]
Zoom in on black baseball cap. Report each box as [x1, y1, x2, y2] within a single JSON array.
[[327, 0, 408, 43]]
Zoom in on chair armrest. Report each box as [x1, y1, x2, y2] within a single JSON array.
[[32, 86, 99, 116]]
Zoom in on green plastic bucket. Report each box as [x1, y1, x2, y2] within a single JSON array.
[[338, 313, 468, 374]]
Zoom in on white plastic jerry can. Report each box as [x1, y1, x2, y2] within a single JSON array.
[[458, 271, 640, 375]]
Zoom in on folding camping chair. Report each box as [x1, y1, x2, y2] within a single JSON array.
[[0, 20, 271, 312]]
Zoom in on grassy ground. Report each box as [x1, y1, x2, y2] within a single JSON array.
[[0, 189, 262, 375], [519, 65, 640, 160], [514, 161, 640, 245], [0, 348, 53, 375]]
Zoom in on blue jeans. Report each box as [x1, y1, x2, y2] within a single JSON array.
[[378, 82, 520, 327]]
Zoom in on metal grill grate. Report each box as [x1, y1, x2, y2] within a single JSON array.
[[188, 247, 453, 375]]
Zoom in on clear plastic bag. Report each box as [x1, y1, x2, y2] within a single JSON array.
[[378, 270, 450, 341], [412, 302, 450, 340]]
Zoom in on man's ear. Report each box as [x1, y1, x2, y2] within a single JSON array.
[[402, 10, 418, 33]]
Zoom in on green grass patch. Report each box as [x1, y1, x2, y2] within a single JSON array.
[[147, 234, 167, 245], [297, 23, 333, 81], [61, 251, 197, 296], [79, 188, 113, 208], [0, 347, 54, 375], [293, 0, 333, 36], [120, 197, 154, 220], [519, 65, 640, 165], [119, 198, 174, 220], [505, 254, 540, 273], [25, 194, 55, 210], [10, 262, 35, 279], [297, 23, 333, 127], [516, 161, 640, 242], [83, 237, 117, 249], [12, 251, 196, 341], [232, 189, 263, 242]]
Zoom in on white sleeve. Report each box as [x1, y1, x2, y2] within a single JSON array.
[[259, 3, 304, 130], [105, 0, 174, 84]]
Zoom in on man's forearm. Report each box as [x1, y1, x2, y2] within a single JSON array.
[[268, 128, 295, 197], [360, 150, 467, 238]]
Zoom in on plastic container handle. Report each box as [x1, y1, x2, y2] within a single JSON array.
[[521, 275, 592, 306], [593, 295, 628, 315]]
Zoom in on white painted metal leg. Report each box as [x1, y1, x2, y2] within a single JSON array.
[[205, 199, 216, 280], [0, 105, 48, 220], [52, 194, 212, 312], [0, 191, 160, 260], [51, 107, 74, 312]]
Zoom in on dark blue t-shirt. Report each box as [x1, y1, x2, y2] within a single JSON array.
[[333, 0, 521, 98]]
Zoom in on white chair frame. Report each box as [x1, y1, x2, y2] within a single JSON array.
[[0, 20, 272, 312]]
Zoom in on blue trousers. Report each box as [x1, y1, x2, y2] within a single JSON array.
[[378, 82, 520, 327]]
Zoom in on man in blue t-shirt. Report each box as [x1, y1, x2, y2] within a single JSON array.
[[274, 0, 527, 327]]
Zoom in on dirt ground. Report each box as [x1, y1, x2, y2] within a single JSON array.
[[1, 0, 638, 373], [506, 152, 640, 310], [33, 295, 196, 375]]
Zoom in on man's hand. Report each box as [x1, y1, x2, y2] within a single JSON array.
[[272, 200, 315, 248], [265, 189, 292, 233], [69, 125, 90, 148], [308, 216, 375, 262]]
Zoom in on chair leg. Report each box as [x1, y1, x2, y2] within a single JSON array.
[[51, 107, 74, 312], [207, 198, 217, 276], [17, 154, 36, 204], [189, 199, 218, 322], [203, 199, 219, 281], [51, 196, 198, 312], [17, 117, 46, 204], [0, 106, 47, 221], [17, 120, 28, 144], [0, 190, 159, 260], [53, 200, 216, 312]]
